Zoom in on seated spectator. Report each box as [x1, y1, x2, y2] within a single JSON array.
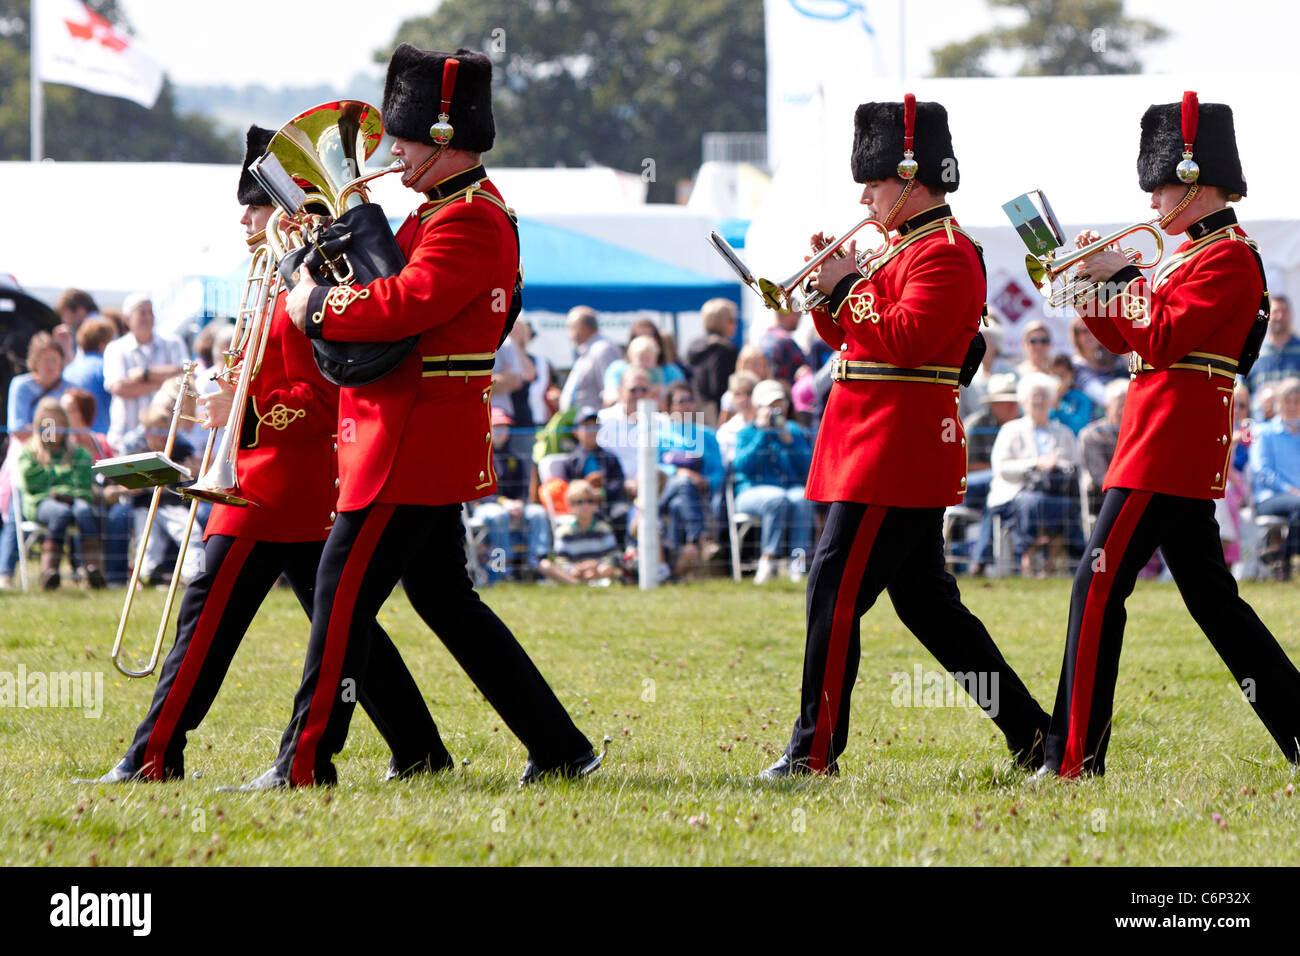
[[1257, 382, 1279, 422], [1246, 295, 1300, 415], [472, 408, 550, 584], [60, 388, 130, 585], [62, 318, 117, 435], [602, 333, 679, 408], [1218, 382, 1252, 571], [103, 292, 187, 449], [559, 406, 628, 538], [716, 371, 757, 465], [685, 298, 739, 426], [15, 397, 104, 589], [959, 318, 1013, 421], [1078, 377, 1128, 515], [118, 401, 204, 586], [1015, 320, 1053, 380], [719, 346, 771, 422], [1049, 353, 1096, 434], [661, 381, 723, 501], [733, 379, 814, 584], [1069, 317, 1126, 407], [601, 367, 706, 577], [986, 372, 1085, 576], [759, 312, 809, 387], [659, 329, 692, 387], [964, 373, 1020, 575], [559, 305, 621, 412], [1250, 377, 1300, 581], [539, 479, 622, 585]]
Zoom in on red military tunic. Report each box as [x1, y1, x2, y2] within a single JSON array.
[[1083, 210, 1260, 499], [304, 175, 516, 510], [806, 206, 983, 507], [204, 292, 339, 541]]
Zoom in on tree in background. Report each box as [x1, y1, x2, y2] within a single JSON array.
[[0, 0, 237, 162], [385, 0, 765, 202], [931, 0, 1167, 77]]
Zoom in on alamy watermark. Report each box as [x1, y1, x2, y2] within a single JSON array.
[[0, 666, 103, 718], [890, 665, 1000, 718]]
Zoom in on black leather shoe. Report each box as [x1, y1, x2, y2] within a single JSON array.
[[1010, 729, 1048, 772], [216, 767, 289, 793], [518, 749, 604, 788], [72, 759, 142, 784], [385, 753, 455, 781], [757, 753, 839, 780]]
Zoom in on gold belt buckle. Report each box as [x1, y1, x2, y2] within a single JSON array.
[[1127, 352, 1141, 376], [831, 357, 845, 382]]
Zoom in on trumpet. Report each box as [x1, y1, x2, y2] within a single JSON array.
[[110, 362, 213, 678], [1026, 220, 1165, 308], [756, 217, 890, 313]]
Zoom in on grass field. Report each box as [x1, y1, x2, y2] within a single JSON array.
[[1, 577, 1298, 866]]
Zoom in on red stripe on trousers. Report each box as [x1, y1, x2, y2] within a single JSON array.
[[808, 505, 886, 772], [141, 536, 256, 780], [1060, 490, 1152, 777], [290, 505, 394, 786]]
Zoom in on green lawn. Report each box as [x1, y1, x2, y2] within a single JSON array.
[[1, 578, 1297, 866]]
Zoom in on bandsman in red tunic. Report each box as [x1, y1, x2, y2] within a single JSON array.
[[247, 46, 598, 789], [1038, 93, 1300, 779], [83, 127, 449, 784], [761, 97, 1050, 778]]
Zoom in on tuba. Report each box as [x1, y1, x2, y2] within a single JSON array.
[[249, 100, 410, 385]]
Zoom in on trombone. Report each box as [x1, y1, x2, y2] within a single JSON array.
[[109, 361, 213, 678], [1026, 220, 1165, 308]]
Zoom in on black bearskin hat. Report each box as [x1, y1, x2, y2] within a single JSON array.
[[381, 43, 495, 152], [1137, 99, 1246, 200], [850, 100, 959, 192], [237, 125, 275, 207]]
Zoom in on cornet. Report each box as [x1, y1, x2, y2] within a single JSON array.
[[1027, 220, 1165, 308]]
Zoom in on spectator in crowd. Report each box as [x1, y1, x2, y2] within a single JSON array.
[[1078, 377, 1128, 515], [733, 378, 814, 584], [1049, 353, 1096, 434], [716, 370, 758, 465], [658, 329, 692, 386], [660, 380, 724, 510], [1246, 295, 1300, 412], [1069, 317, 1126, 407], [102, 293, 187, 448], [1250, 377, 1300, 581], [603, 334, 669, 407], [959, 318, 1013, 421], [559, 305, 621, 412], [6, 332, 71, 443], [559, 407, 627, 539], [489, 331, 528, 458], [759, 312, 809, 387], [118, 401, 204, 586], [986, 372, 1084, 577], [100, 307, 126, 337], [1217, 381, 1253, 571], [1256, 382, 1279, 422], [62, 318, 117, 435], [52, 288, 98, 363], [965, 373, 1020, 576], [1016, 320, 1053, 379], [60, 388, 131, 586], [15, 397, 104, 589], [719, 345, 771, 422], [686, 298, 740, 426], [511, 321, 551, 435], [472, 408, 550, 584], [539, 479, 622, 586]]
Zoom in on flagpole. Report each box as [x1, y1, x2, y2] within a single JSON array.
[[30, 0, 43, 162]]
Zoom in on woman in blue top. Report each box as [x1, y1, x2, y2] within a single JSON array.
[[733, 380, 814, 584]]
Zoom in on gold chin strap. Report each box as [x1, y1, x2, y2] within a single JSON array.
[[403, 144, 447, 189], [1159, 183, 1199, 230], [881, 179, 915, 231]]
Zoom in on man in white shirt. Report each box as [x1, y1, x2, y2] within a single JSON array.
[[102, 293, 187, 447], [560, 305, 621, 412]]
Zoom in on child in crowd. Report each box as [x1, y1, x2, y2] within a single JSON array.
[[540, 479, 622, 585], [1049, 353, 1096, 435]]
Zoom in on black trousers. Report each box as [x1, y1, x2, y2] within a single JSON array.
[[123, 534, 447, 780], [274, 503, 592, 785], [1045, 488, 1300, 776], [785, 502, 1050, 771]]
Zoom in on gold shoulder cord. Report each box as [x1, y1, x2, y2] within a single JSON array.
[[1151, 225, 1246, 291], [862, 218, 957, 280]]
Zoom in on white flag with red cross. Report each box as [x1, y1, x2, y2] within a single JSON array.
[[35, 0, 164, 109]]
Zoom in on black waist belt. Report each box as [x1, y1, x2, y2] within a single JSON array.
[[1130, 350, 1238, 381], [421, 351, 496, 378], [831, 358, 961, 386]]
